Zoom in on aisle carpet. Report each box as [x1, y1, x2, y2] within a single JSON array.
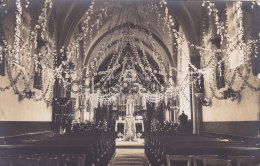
[[110, 148, 149, 166]]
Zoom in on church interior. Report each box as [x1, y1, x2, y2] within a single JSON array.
[[0, 0, 260, 165]]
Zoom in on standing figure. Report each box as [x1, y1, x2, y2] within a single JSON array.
[[124, 98, 136, 141], [126, 98, 134, 116]]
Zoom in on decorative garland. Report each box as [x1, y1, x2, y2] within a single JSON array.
[[0, 0, 260, 109]]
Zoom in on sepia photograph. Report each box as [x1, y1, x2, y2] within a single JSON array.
[[0, 0, 259, 165]]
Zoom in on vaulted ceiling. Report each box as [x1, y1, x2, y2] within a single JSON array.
[[0, 0, 204, 84], [50, 0, 203, 70]]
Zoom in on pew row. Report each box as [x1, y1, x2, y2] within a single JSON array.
[[0, 132, 116, 166], [145, 133, 260, 166]]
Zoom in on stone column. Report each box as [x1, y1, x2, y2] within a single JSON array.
[[191, 79, 197, 134], [193, 93, 203, 135]]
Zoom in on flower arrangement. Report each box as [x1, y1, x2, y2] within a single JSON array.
[[150, 119, 178, 134], [137, 132, 142, 138], [71, 121, 108, 133]]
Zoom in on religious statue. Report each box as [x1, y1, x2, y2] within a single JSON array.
[[126, 98, 134, 116], [124, 98, 136, 141]]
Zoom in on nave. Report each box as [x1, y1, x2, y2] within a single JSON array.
[[1, 0, 260, 165], [0, 128, 259, 166]]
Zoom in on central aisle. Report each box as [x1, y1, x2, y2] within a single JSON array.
[[110, 148, 149, 166]]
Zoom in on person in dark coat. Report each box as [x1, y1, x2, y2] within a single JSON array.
[[178, 111, 188, 131]]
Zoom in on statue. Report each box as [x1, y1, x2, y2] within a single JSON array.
[[124, 98, 136, 141], [126, 98, 134, 116]]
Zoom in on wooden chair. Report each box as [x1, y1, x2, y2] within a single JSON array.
[[228, 156, 260, 166], [203, 159, 232, 166], [192, 155, 218, 166], [166, 155, 192, 166]]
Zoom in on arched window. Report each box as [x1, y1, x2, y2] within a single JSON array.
[[216, 53, 225, 89], [208, 3, 225, 89], [227, 2, 245, 69], [34, 62, 42, 90], [33, 38, 46, 90]]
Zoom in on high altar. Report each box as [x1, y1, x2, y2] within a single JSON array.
[[114, 64, 145, 140], [115, 94, 145, 141]]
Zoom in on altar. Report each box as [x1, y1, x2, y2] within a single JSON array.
[[113, 66, 146, 140], [115, 97, 144, 141], [115, 117, 144, 138]]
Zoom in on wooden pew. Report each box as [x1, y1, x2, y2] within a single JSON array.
[[145, 133, 260, 165], [228, 155, 260, 166], [0, 132, 116, 166], [203, 159, 232, 166]]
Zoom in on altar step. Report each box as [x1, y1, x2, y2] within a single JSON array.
[[116, 138, 144, 148], [110, 148, 149, 166]]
